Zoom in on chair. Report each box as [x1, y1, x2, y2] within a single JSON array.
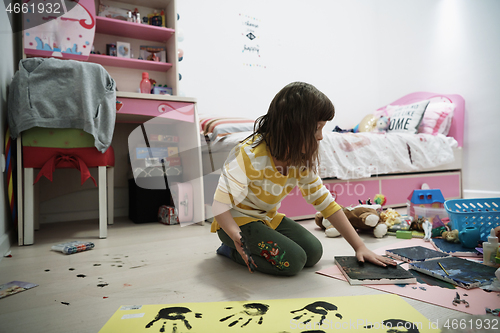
[[21, 127, 114, 245]]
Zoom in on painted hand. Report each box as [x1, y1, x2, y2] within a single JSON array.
[[356, 247, 396, 267], [235, 232, 257, 273]]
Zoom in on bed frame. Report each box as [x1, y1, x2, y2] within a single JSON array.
[[202, 92, 464, 220]]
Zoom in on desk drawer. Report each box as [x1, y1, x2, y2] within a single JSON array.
[[117, 98, 194, 122]]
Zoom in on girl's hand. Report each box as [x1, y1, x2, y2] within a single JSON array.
[[231, 232, 258, 273], [355, 245, 396, 267]]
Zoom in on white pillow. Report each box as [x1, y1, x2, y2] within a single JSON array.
[[418, 102, 455, 136], [386, 100, 430, 134]]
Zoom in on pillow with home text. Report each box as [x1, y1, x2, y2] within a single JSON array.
[[386, 100, 430, 134]]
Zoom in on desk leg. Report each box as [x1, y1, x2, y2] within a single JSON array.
[[98, 166, 107, 238]]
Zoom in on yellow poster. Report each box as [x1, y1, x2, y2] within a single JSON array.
[[99, 294, 439, 332]]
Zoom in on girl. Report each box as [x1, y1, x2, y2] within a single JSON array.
[[211, 82, 395, 275]]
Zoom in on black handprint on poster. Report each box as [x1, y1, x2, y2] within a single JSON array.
[[290, 301, 343, 326], [219, 302, 269, 328], [145, 306, 202, 332]]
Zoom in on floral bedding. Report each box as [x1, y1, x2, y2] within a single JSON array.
[[206, 131, 458, 180]]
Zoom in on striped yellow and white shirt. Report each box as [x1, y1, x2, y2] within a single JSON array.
[[210, 136, 341, 232]]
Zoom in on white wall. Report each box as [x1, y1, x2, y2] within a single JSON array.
[[177, 0, 500, 196], [0, 7, 17, 256]]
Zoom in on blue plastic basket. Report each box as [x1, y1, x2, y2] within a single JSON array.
[[444, 198, 500, 242]]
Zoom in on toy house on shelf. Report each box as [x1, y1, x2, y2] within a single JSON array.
[[407, 189, 446, 219]]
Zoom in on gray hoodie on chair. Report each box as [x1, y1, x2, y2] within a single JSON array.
[[8, 57, 116, 152]]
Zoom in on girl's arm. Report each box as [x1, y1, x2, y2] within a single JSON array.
[[212, 200, 257, 273], [325, 209, 396, 267]]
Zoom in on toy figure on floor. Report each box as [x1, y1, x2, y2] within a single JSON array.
[[315, 204, 388, 238], [211, 82, 396, 276]]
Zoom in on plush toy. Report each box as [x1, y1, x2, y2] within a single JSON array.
[[359, 194, 386, 207], [410, 217, 426, 232], [442, 229, 460, 243], [315, 204, 388, 238], [379, 208, 402, 228], [376, 116, 389, 132], [373, 194, 387, 206]]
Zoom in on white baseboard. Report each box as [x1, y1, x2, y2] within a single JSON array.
[[463, 189, 500, 199]]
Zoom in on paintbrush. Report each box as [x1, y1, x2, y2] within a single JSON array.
[[437, 262, 450, 276]]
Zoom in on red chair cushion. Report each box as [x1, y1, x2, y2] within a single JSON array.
[[23, 146, 115, 185]]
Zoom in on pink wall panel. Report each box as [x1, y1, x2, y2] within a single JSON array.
[[280, 179, 381, 219], [279, 172, 461, 219], [324, 179, 380, 207], [279, 186, 317, 219], [381, 172, 461, 206]]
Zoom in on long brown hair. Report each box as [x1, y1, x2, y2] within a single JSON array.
[[251, 82, 335, 172]]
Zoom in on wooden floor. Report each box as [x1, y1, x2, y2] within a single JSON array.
[[0, 216, 479, 332]]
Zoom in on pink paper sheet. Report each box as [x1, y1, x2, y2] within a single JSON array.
[[317, 238, 500, 315]]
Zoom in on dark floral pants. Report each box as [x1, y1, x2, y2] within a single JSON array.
[[217, 217, 323, 276]]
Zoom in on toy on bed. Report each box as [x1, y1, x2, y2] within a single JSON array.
[[354, 115, 389, 133], [376, 116, 389, 132], [315, 204, 388, 238]]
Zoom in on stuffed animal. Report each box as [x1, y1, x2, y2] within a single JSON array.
[[315, 204, 388, 238], [442, 229, 460, 243], [376, 116, 389, 132], [379, 208, 402, 228]]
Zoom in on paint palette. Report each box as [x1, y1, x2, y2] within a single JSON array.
[[385, 246, 450, 263], [409, 256, 498, 289], [334, 256, 417, 285]]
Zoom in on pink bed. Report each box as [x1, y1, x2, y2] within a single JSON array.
[[201, 92, 465, 220]]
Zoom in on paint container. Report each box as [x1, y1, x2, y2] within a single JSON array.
[[51, 241, 95, 255], [483, 229, 500, 267]]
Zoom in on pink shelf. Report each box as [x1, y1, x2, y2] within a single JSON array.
[[95, 16, 175, 42], [88, 54, 172, 71]]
